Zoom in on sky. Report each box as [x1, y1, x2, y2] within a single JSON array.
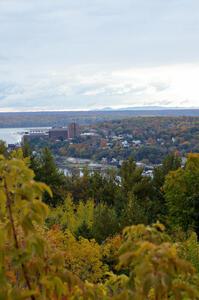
[[0, 0, 199, 111]]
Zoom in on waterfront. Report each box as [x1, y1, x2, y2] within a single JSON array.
[[0, 128, 115, 175], [0, 127, 49, 144]]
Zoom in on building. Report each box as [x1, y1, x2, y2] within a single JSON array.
[[49, 128, 68, 141], [22, 123, 80, 143], [100, 138, 108, 149], [122, 140, 129, 148], [68, 122, 80, 139], [22, 130, 48, 144], [7, 143, 21, 151]]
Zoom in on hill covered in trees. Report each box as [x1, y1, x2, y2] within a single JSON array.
[[0, 110, 199, 128]]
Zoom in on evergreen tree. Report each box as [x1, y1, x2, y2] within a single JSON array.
[[118, 157, 153, 220], [92, 203, 119, 243], [0, 140, 8, 157], [22, 141, 32, 158], [36, 147, 67, 206]]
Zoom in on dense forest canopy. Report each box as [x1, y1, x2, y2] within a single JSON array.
[[0, 144, 199, 299]]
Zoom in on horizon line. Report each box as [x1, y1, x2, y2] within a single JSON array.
[[0, 106, 199, 113]]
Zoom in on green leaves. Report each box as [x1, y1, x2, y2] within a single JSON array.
[[0, 153, 199, 300], [164, 153, 199, 232], [0, 155, 66, 300], [117, 223, 199, 300], [0, 190, 6, 217]]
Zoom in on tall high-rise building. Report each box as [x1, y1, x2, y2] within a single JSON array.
[[68, 122, 80, 139]]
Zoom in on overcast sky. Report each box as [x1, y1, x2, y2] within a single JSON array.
[[0, 0, 199, 111]]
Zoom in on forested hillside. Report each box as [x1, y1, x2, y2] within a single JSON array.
[[0, 110, 199, 128], [0, 145, 199, 299]]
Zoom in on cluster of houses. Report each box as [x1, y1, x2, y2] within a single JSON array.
[[80, 130, 143, 149]]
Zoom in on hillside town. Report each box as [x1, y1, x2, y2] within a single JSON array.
[[16, 116, 198, 178]]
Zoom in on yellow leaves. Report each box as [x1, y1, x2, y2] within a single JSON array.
[[186, 153, 199, 171], [48, 196, 94, 234], [9, 148, 25, 160], [63, 235, 107, 283], [172, 279, 199, 299], [102, 235, 122, 264], [116, 223, 199, 300], [21, 215, 35, 235], [50, 252, 65, 267], [34, 181, 53, 199], [45, 224, 107, 283], [31, 200, 49, 223], [0, 226, 5, 249], [19, 196, 49, 236], [40, 275, 67, 300], [28, 235, 45, 257], [105, 272, 129, 295], [0, 156, 50, 237], [0, 156, 59, 299], [153, 221, 165, 232], [72, 281, 109, 300], [1, 155, 199, 300], [53, 276, 67, 300], [0, 189, 6, 217], [179, 232, 199, 273], [9, 288, 37, 300]]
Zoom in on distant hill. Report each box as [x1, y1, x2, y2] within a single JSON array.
[[94, 106, 199, 111], [0, 109, 199, 128]]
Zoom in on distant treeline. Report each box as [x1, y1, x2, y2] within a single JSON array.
[[0, 109, 199, 127]]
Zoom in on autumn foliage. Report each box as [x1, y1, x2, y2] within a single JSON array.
[[0, 154, 199, 299]]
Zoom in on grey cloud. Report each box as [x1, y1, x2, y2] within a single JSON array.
[[81, 84, 147, 97], [150, 81, 170, 92], [0, 0, 199, 110], [1, 0, 199, 67]]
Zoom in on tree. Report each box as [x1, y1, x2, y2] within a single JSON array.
[[152, 153, 182, 220], [118, 223, 199, 300], [164, 153, 199, 232], [88, 170, 120, 206], [0, 140, 8, 157], [22, 141, 32, 158], [120, 193, 147, 227], [153, 153, 182, 190], [120, 157, 152, 200], [35, 147, 67, 206], [92, 203, 119, 243], [0, 155, 71, 300], [119, 157, 153, 222], [1, 154, 199, 299], [54, 228, 107, 283], [47, 196, 94, 236]]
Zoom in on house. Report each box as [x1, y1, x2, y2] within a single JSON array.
[[122, 140, 129, 148]]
